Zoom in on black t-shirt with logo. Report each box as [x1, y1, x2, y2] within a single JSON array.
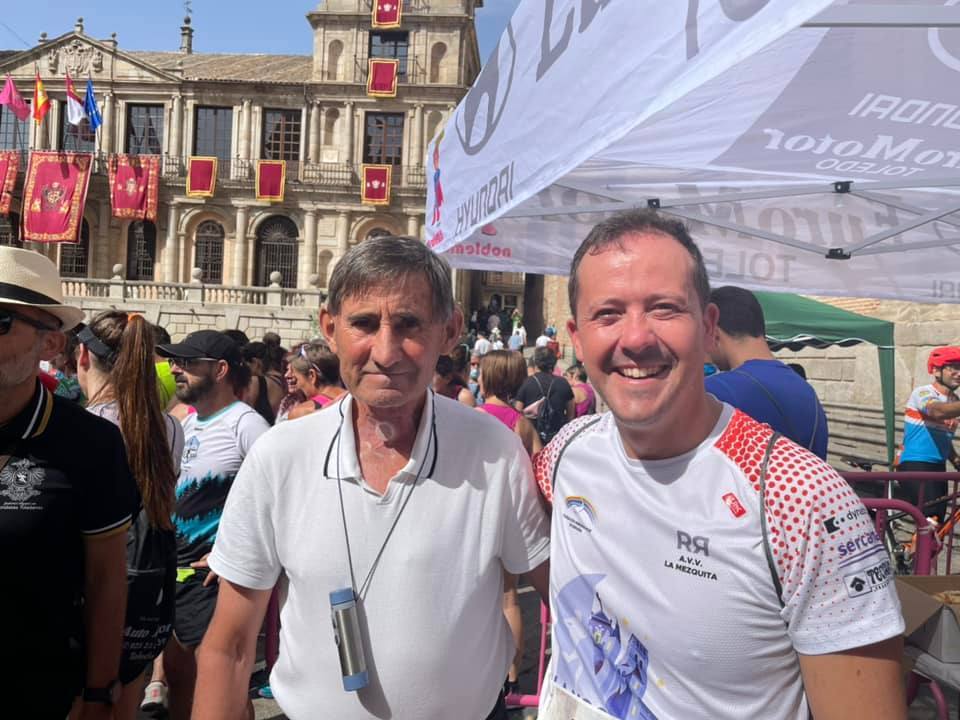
[[0, 381, 140, 711]]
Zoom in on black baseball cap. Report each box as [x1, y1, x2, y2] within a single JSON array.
[[156, 329, 244, 365]]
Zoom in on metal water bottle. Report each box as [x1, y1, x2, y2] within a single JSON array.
[[329, 588, 369, 691]]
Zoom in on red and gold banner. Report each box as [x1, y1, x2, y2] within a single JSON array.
[[108, 154, 160, 222], [361, 164, 392, 205], [371, 0, 402, 28], [0, 150, 18, 216], [367, 59, 400, 98], [256, 160, 286, 202], [187, 156, 217, 198], [22, 151, 92, 243]]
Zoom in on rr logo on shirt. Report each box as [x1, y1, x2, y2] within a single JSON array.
[[676, 531, 710, 556]]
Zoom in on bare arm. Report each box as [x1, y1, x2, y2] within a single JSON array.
[[798, 637, 906, 720], [925, 400, 960, 422], [516, 417, 543, 458], [81, 529, 128, 708], [523, 559, 550, 605], [194, 580, 273, 720]]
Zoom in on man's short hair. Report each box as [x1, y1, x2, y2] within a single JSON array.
[[710, 286, 766, 339], [533, 346, 557, 372], [326, 235, 454, 322], [568, 209, 711, 316], [479, 350, 527, 401]]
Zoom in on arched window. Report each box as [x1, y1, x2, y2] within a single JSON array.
[[327, 40, 344, 81], [194, 220, 224, 284], [59, 219, 90, 278], [430, 42, 447, 84], [255, 216, 298, 288], [323, 108, 340, 150], [126, 220, 157, 281], [426, 111, 443, 145], [0, 212, 21, 247], [365, 227, 392, 243]]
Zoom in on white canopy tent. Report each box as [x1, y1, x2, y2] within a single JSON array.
[[425, 1, 960, 302]]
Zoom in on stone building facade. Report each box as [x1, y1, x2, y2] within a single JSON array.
[[0, 1, 482, 292]]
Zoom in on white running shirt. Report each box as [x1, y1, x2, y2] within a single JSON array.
[[534, 405, 904, 720]]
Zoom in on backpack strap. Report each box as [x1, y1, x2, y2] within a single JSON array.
[[759, 431, 785, 607]]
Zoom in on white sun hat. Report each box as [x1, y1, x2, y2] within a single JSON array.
[[0, 245, 84, 330]]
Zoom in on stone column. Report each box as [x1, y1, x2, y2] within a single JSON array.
[[233, 205, 249, 287], [95, 200, 111, 278], [101, 94, 114, 154], [406, 214, 420, 240], [308, 101, 321, 164], [333, 211, 351, 270], [298, 106, 308, 169], [301, 209, 317, 288], [47, 100, 60, 150], [164, 203, 180, 282], [343, 102, 355, 164], [412, 103, 424, 168], [170, 94, 183, 158], [239, 98, 252, 161]]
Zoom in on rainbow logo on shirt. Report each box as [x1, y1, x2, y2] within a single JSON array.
[[566, 496, 598, 525]]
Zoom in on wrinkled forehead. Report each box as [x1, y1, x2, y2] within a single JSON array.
[[336, 275, 442, 320]]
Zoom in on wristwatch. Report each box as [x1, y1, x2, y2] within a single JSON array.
[[82, 679, 121, 705]]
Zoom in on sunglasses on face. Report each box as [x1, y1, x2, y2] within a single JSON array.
[[0, 307, 60, 336], [167, 357, 220, 370]]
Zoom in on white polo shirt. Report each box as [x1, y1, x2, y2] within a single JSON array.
[[210, 391, 550, 720]]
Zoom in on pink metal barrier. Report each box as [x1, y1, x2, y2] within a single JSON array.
[[505, 602, 550, 709]]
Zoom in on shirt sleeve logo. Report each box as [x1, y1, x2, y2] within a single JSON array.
[[721, 492, 747, 518]]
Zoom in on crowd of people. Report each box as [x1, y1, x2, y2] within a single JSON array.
[[0, 207, 928, 720]]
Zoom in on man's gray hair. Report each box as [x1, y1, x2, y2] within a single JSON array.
[[326, 235, 454, 321]]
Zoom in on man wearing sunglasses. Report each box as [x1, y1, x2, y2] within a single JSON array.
[[155, 330, 270, 720], [0, 246, 141, 719]]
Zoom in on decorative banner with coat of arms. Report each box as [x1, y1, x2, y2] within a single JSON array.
[[367, 59, 400, 98], [108, 154, 160, 221], [361, 164, 392, 205], [0, 150, 18, 216], [371, 0, 402, 29], [21, 151, 92, 243]]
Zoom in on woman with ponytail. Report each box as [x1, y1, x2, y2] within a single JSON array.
[[76, 311, 184, 720]]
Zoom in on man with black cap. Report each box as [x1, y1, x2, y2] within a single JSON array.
[[0, 246, 141, 719], [155, 329, 270, 720]]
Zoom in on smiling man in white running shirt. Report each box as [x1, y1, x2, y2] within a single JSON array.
[[534, 210, 905, 720]]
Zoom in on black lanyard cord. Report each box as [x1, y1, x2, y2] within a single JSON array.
[[331, 393, 438, 600]]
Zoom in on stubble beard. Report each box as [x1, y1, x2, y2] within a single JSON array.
[[175, 373, 215, 404], [0, 335, 44, 392]]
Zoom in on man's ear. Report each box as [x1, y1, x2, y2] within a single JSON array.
[[38, 331, 66, 363], [441, 307, 465, 354], [320, 306, 338, 354], [566, 317, 583, 363]]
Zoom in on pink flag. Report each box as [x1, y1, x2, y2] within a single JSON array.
[[0, 75, 30, 121]]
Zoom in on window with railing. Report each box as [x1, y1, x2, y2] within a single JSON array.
[[262, 109, 301, 163], [194, 107, 233, 162], [127, 220, 157, 280], [0, 212, 21, 247], [194, 220, 225, 284], [363, 112, 404, 167], [59, 219, 89, 278], [126, 104, 164, 155], [61, 115, 96, 153], [369, 31, 409, 82], [0, 106, 29, 151]]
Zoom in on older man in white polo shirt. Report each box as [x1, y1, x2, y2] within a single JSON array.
[[194, 235, 550, 720]]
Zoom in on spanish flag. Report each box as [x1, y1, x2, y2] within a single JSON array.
[[33, 73, 50, 125]]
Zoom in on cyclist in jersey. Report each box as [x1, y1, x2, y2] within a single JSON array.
[[706, 286, 828, 459], [535, 210, 904, 720], [898, 346, 960, 521]]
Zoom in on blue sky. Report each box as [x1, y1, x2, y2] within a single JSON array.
[[0, 1, 520, 62]]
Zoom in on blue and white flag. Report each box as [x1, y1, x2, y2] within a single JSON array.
[[83, 77, 102, 131]]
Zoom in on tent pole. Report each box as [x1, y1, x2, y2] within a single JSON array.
[[845, 202, 960, 254], [659, 207, 826, 255], [805, 5, 960, 28]]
